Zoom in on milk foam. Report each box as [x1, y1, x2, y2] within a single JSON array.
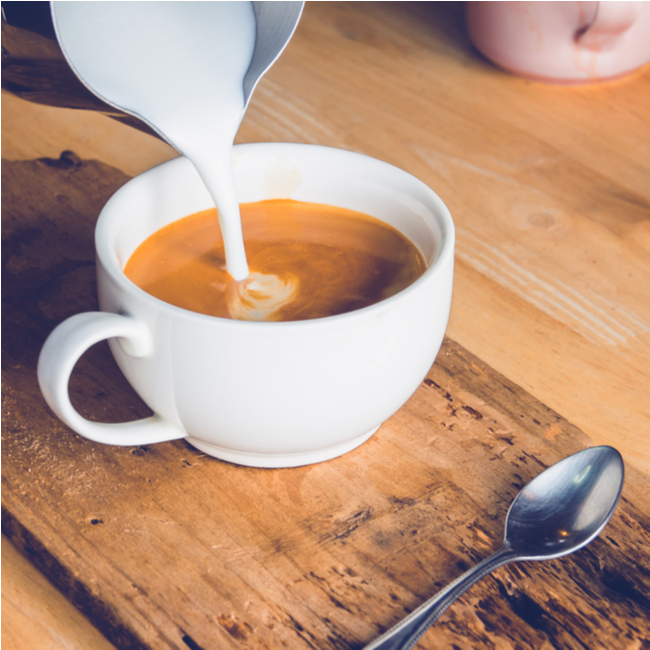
[[227, 272, 300, 321]]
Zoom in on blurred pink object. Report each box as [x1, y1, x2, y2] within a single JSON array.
[[466, 1, 650, 83]]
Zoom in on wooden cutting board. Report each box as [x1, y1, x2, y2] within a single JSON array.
[[2, 154, 650, 650]]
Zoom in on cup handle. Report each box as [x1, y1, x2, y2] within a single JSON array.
[[578, 1, 643, 50], [37, 312, 187, 446]]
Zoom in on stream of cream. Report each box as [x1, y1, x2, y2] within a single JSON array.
[[53, 1, 260, 281]]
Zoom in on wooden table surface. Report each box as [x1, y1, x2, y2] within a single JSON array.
[[2, 2, 649, 648]]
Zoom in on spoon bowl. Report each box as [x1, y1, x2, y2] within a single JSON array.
[[366, 446, 624, 650], [507, 445, 624, 559]]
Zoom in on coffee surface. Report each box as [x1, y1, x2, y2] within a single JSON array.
[[124, 200, 425, 321]]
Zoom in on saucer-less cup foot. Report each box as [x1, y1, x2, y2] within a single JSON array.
[[188, 426, 381, 468], [37, 144, 455, 468]]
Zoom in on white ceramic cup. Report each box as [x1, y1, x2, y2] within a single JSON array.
[[37, 144, 455, 468]]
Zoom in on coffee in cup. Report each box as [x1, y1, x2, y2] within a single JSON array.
[[124, 200, 426, 322]]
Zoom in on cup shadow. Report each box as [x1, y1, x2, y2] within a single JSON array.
[[1, 152, 154, 429]]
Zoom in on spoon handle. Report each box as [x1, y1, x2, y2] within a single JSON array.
[[364, 545, 517, 650]]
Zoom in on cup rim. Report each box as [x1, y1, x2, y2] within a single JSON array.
[[96, 142, 455, 329]]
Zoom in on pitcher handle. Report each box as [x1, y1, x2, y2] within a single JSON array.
[[578, 1, 644, 50], [37, 312, 187, 446]]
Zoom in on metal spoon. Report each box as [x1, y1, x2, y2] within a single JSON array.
[[365, 445, 624, 650]]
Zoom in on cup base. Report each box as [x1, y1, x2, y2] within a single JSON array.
[[493, 63, 647, 86], [186, 425, 381, 468]]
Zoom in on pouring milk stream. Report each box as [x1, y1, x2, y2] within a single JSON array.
[[51, 1, 302, 316]]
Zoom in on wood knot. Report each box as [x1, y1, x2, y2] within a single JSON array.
[[38, 150, 82, 169]]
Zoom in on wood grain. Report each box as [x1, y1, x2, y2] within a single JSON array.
[[2, 155, 650, 649], [235, 1, 650, 475], [1, 534, 115, 650], [2, 2, 650, 648]]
